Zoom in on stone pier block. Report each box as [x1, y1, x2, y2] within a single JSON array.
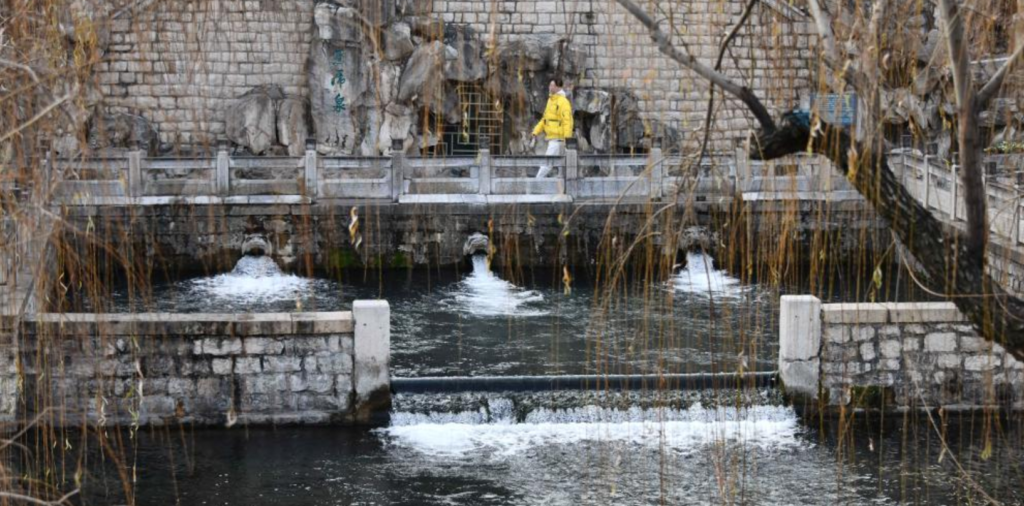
[[353, 300, 391, 421], [779, 295, 821, 397]]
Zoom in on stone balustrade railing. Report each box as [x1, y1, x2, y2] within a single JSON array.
[[45, 138, 744, 205], [890, 150, 1024, 246]]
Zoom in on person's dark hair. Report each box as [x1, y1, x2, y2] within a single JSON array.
[[552, 76, 564, 88]]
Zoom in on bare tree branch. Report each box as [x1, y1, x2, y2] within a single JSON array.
[[977, 42, 1024, 108], [937, 0, 988, 259], [0, 93, 72, 145], [938, 0, 973, 113], [806, 0, 838, 61], [696, 0, 760, 164], [613, 0, 776, 132], [0, 58, 41, 83]]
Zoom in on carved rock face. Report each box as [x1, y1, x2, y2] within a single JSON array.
[[309, 40, 366, 154]]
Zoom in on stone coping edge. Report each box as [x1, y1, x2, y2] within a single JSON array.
[[17, 311, 354, 336], [821, 302, 967, 324]]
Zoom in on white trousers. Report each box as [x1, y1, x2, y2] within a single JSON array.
[[536, 139, 564, 178]]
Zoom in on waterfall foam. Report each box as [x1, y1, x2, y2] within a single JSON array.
[[184, 255, 323, 309], [672, 252, 746, 297], [445, 255, 547, 317], [383, 399, 801, 458]]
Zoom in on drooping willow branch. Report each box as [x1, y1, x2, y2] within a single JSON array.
[[614, 0, 1024, 359]]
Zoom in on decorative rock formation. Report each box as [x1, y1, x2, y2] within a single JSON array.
[[87, 112, 159, 154], [443, 26, 486, 82], [225, 85, 283, 155], [384, 22, 415, 61], [276, 97, 310, 157], [398, 41, 446, 107]]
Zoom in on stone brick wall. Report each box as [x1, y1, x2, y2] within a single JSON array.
[[780, 297, 1024, 410], [433, 0, 814, 150], [9, 309, 389, 426], [95, 0, 314, 146], [95, 0, 812, 152]]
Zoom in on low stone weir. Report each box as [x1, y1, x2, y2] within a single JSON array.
[[779, 296, 1024, 410], [2, 301, 390, 426], [392, 372, 778, 393]]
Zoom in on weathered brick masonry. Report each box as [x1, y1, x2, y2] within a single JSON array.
[[97, 0, 314, 146], [94, 0, 813, 151]]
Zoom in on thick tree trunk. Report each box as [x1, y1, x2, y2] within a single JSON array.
[[753, 114, 1024, 361]]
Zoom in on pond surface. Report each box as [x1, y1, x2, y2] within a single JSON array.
[[54, 252, 1017, 505], [75, 391, 1023, 505]]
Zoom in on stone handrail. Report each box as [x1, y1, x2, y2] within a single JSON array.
[[47, 142, 894, 205], [890, 151, 1024, 245]]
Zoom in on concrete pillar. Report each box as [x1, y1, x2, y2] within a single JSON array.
[[478, 135, 492, 195], [648, 143, 664, 199], [353, 300, 390, 422], [390, 138, 404, 202], [127, 146, 143, 198], [303, 137, 318, 199], [216, 138, 230, 196], [779, 295, 821, 397]]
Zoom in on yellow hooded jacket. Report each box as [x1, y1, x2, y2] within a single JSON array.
[[532, 91, 574, 140]]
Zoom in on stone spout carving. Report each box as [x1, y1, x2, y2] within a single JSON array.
[[463, 232, 490, 257]]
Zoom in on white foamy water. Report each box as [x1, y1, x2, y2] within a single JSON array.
[[446, 255, 547, 317], [184, 255, 315, 307], [672, 252, 745, 297], [383, 403, 801, 457]]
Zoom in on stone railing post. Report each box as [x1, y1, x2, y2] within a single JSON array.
[[39, 138, 53, 202], [478, 135, 492, 195], [304, 137, 318, 199], [923, 155, 932, 210], [779, 295, 821, 398], [648, 139, 664, 199], [353, 300, 391, 422], [390, 138, 404, 202], [734, 142, 749, 194], [951, 164, 959, 221], [564, 137, 578, 197], [127, 143, 144, 198], [216, 138, 230, 196]]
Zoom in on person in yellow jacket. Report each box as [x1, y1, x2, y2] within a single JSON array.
[[531, 78, 573, 178]]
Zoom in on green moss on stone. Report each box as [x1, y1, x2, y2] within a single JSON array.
[[328, 248, 360, 269]]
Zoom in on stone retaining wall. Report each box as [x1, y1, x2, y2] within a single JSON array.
[[97, 0, 314, 146], [4, 302, 390, 426], [58, 199, 883, 272], [780, 296, 1024, 410]]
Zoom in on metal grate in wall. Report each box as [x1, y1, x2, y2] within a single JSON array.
[[442, 83, 503, 156]]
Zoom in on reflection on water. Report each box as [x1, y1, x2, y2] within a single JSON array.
[[386, 252, 772, 377]]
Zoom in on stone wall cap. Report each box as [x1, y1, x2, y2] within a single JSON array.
[[821, 301, 966, 324], [24, 311, 354, 336], [353, 300, 389, 310]]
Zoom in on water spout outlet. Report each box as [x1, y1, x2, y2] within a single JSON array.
[[463, 233, 490, 257], [241, 234, 271, 256]]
